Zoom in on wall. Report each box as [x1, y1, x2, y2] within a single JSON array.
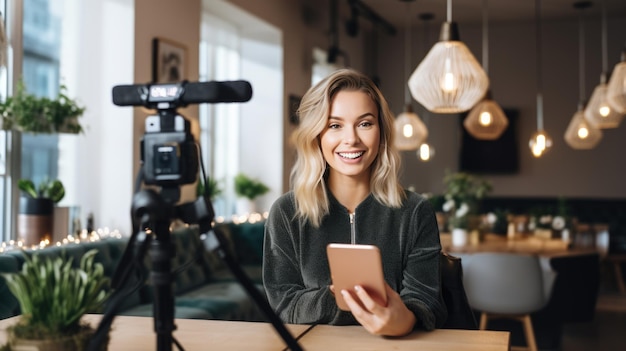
[[133, 0, 201, 204], [228, 0, 373, 193], [69, 0, 135, 231]]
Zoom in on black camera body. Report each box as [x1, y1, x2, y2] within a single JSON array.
[[141, 113, 198, 186], [112, 80, 252, 188]]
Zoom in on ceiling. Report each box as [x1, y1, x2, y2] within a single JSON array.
[[358, 0, 626, 30]]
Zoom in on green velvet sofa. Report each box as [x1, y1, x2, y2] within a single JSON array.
[[0, 221, 267, 322]]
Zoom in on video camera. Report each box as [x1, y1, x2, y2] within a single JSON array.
[[112, 80, 252, 187]]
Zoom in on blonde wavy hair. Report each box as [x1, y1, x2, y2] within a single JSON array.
[[290, 68, 405, 227]]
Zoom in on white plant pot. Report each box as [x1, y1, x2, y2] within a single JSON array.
[[236, 198, 256, 215], [451, 228, 468, 247]]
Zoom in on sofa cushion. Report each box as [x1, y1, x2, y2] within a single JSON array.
[[0, 255, 20, 320], [176, 282, 267, 322], [227, 222, 265, 265], [81, 238, 143, 312]]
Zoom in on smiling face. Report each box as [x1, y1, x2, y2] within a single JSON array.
[[320, 89, 381, 185]]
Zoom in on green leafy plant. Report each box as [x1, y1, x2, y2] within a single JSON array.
[[0, 81, 85, 134], [234, 173, 269, 200], [18, 178, 65, 203], [196, 176, 223, 199], [0, 249, 109, 342]]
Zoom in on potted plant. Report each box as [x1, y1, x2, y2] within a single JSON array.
[[234, 173, 269, 214], [0, 82, 85, 134], [441, 171, 492, 246], [196, 176, 223, 200], [17, 178, 65, 246], [0, 249, 110, 351]]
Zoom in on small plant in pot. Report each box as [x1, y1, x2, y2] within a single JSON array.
[[234, 173, 269, 214], [0, 249, 110, 351], [17, 178, 65, 246]]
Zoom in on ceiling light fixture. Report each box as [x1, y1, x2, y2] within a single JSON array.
[[584, 0, 623, 128], [416, 12, 436, 162], [394, 0, 428, 151], [529, 0, 553, 158], [564, 1, 603, 150], [408, 0, 489, 113], [606, 43, 626, 113], [463, 0, 508, 140]]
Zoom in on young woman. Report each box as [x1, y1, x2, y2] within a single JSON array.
[[263, 69, 446, 336]]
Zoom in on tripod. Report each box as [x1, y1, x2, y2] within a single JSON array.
[[90, 79, 302, 350], [88, 180, 303, 351]]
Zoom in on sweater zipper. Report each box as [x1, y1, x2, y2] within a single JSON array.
[[349, 212, 356, 244]]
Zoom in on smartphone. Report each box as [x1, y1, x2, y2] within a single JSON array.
[[326, 243, 387, 311]]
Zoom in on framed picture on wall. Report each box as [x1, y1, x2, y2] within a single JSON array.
[[152, 38, 187, 83], [459, 108, 520, 174]]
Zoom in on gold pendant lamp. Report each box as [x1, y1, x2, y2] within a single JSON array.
[[584, 0, 623, 128], [564, 1, 603, 150], [606, 43, 626, 114], [464, 0, 508, 140], [394, 0, 428, 151]]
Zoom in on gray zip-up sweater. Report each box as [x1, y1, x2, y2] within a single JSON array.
[[262, 190, 447, 330]]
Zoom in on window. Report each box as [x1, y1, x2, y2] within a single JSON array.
[[200, 2, 283, 219], [1, 0, 134, 242]]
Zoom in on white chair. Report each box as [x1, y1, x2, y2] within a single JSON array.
[[460, 253, 556, 351]]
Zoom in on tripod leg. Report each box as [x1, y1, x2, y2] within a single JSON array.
[[151, 220, 176, 351]]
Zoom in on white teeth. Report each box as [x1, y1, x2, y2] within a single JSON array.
[[339, 152, 364, 159]]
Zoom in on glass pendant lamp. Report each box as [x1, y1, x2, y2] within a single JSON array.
[[418, 141, 435, 162], [565, 1, 603, 150], [394, 0, 427, 151], [584, 0, 623, 128], [529, 0, 553, 158], [415, 13, 436, 162], [408, 0, 488, 113], [606, 43, 626, 114], [418, 112, 436, 162], [464, 0, 508, 140]]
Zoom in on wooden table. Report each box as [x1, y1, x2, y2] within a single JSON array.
[[299, 324, 510, 351], [0, 315, 511, 351], [441, 232, 598, 258]]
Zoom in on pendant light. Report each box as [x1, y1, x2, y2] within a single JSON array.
[[417, 114, 436, 161], [417, 13, 436, 162], [564, 1, 603, 150], [407, 0, 489, 114], [584, 0, 623, 128], [606, 43, 626, 113], [463, 0, 508, 140], [529, 0, 553, 158], [394, 0, 428, 151]]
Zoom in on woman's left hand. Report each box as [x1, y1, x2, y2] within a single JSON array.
[[341, 283, 416, 336]]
